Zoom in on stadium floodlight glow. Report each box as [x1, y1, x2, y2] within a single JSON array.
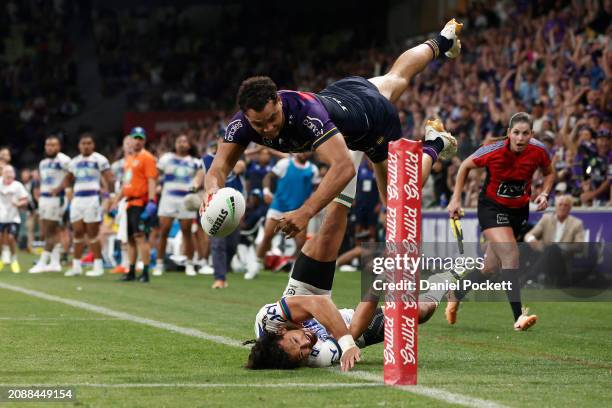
[[384, 139, 421, 385]]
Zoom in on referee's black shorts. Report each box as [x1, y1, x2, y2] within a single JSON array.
[[477, 197, 528, 239], [127, 206, 150, 237]]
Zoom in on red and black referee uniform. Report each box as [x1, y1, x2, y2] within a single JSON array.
[[472, 137, 551, 238], [470, 137, 551, 321]]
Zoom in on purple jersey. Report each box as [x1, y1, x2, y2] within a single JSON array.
[[224, 90, 339, 152]]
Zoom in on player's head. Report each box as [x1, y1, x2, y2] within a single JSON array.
[[78, 133, 95, 156], [128, 127, 147, 152], [122, 136, 134, 157], [507, 112, 533, 153], [174, 133, 191, 156], [0, 147, 11, 163], [2, 164, 15, 184], [258, 148, 271, 165], [245, 329, 315, 369], [294, 152, 311, 163], [237, 76, 283, 139], [45, 135, 62, 158]]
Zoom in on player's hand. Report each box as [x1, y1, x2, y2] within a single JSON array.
[[534, 193, 548, 211], [200, 187, 219, 214], [340, 347, 361, 372], [447, 198, 463, 220], [275, 208, 310, 238]]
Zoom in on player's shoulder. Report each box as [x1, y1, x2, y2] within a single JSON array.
[[528, 138, 549, 153], [225, 113, 251, 141], [57, 152, 71, 162], [472, 139, 506, 158], [92, 151, 109, 162], [159, 152, 173, 162], [255, 299, 291, 337]]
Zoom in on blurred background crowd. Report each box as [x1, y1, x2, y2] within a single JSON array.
[[0, 0, 609, 268]]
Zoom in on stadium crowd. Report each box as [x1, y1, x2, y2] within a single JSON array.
[[0, 0, 609, 280]]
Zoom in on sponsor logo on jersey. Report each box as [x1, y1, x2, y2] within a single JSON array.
[[303, 116, 324, 137], [226, 120, 243, 141], [496, 180, 526, 198]]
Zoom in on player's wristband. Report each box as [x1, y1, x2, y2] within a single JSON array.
[[338, 334, 357, 354], [263, 187, 272, 196]]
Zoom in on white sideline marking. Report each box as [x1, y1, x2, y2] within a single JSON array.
[[0, 282, 506, 408], [0, 383, 380, 389]]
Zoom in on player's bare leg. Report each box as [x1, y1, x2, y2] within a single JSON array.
[[155, 216, 173, 276], [84, 222, 104, 277], [368, 19, 462, 104], [179, 219, 196, 276]]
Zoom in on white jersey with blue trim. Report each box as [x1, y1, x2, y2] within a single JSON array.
[[39, 153, 71, 196], [68, 152, 110, 199], [158, 153, 203, 198], [254, 298, 354, 368]]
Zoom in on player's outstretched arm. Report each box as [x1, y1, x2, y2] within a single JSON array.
[[448, 157, 478, 219], [284, 295, 361, 371], [276, 134, 354, 238], [204, 141, 246, 202]]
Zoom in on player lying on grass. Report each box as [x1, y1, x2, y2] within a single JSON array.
[[246, 269, 461, 370]]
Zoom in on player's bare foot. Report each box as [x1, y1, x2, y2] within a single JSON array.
[[425, 118, 457, 160], [445, 300, 459, 325], [212, 279, 228, 289], [514, 308, 537, 331], [441, 18, 463, 58]]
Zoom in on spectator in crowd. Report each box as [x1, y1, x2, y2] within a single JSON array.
[[524, 194, 586, 286]]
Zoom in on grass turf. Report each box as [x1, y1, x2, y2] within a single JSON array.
[[0, 253, 610, 407]]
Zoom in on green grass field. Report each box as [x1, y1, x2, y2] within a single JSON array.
[[1, 253, 611, 407]]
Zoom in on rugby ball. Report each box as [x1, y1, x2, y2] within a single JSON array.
[[200, 187, 245, 237]]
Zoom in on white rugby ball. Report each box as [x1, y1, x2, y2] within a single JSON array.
[[200, 187, 245, 237]]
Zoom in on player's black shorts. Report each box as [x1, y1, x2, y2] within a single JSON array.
[[127, 206, 151, 237], [0, 223, 19, 236], [477, 197, 528, 239], [316, 76, 401, 163]]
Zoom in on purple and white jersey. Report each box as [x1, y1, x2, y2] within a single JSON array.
[[224, 91, 340, 152], [254, 298, 354, 368]]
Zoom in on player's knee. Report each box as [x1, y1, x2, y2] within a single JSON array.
[[418, 302, 437, 323]]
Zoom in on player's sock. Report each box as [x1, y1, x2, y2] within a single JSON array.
[[51, 244, 62, 265], [128, 264, 136, 278], [356, 307, 384, 348], [121, 248, 129, 268], [501, 268, 523, 322], [423, 138, 444, 162], [142, 264, 149, 277], [72, 259, 82, 273], [424, 34, 453, 58], [93, 258, 104, 272], [284, 251, 335, 295], [420, 270, 457, 305], [39, 251, 51, 265], [454, 269, 488, 300]]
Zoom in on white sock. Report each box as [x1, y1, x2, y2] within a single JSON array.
[[121, 248, 129, 268], [40, 251, 51, 265], [156, 259, 164, 268], [72, 259, 82, 272], [11, 254, 17, 262], [51, 244, 62, 264], [94, 258, 103, 271]]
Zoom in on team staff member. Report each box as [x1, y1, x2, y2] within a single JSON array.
[[447, 112, 555, 331], [114, 127, 158, 283]]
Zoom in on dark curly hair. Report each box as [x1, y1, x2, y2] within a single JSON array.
[[244, 332, 301, 370], [237, 76, 278, 112]]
